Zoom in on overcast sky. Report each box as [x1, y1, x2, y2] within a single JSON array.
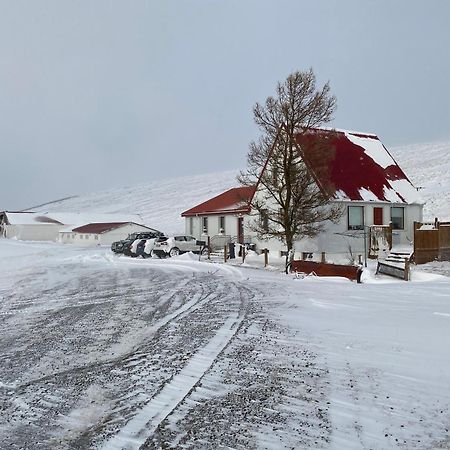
[[1, 1, 449, 210]]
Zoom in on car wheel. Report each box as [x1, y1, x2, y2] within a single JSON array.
[[169, 247, 180, 257], [201, 247, 209, 255]]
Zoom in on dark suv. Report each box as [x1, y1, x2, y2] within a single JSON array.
[[111, 230, 163, 254]]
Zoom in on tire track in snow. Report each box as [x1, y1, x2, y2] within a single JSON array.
[[99, 312, 246, 450], [65, 278, 249, 449], [1, 271, 221, 450], [1, 265, 251, 450], [12, 278, 208, 391]]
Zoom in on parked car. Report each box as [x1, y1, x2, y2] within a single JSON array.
[[111, 230, 163, 254], [152, 235, 207, 258], [135, 238, 157, 258]]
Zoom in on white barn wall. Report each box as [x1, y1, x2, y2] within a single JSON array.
[[4, 224, 63, 241], [61, 234, 99, 247], [60, 223, 153, 247]]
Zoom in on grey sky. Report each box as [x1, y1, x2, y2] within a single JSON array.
[[1, 1, 449, 211]]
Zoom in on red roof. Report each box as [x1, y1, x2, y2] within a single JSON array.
[[295, 129, 421, 204], [181, 186, 256, 217], [72, 222, 129, 234]]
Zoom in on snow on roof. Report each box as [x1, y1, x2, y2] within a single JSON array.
[[2, 212, 63, 225], [296, 129, 423, 204], [315, 126, 378, 138], [71, 222, 145, 234], [3, 211, 142, 226], [181, 186, 256, 217]]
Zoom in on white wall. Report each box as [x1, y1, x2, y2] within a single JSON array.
[[4, 224, 64, 241], [245, 199, 423, 259], [184, 200, 423, 260], [185, 215, 241, 240]]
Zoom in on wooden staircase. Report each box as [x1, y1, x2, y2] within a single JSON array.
[[384, 249, 413, 264], [376, 248, 413, 280]]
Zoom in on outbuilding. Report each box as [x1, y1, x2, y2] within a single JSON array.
[[59, 222, 158, 247], [0, 211, 144, 242], [0, 211, 64, 241]]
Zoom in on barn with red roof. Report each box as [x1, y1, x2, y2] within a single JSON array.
[[59, 221, 159, 247]]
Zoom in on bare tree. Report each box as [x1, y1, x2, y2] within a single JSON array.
[[239, 69, 343, 265]]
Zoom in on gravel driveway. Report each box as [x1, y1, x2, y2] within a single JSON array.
[[0, 254, 328, 449]]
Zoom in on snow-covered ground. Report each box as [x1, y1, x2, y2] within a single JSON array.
[[1, 239, 449, 449]]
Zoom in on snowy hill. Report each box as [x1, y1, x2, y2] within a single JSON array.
[[391, 141, 450, 221], [32, 141, 450, 232], [33, 170, 238, 235]]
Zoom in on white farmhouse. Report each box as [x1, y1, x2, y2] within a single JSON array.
[[59, 222, 158, 247], [182, 128, 423, 259]]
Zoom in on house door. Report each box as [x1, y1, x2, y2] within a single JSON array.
[[373, 207, 383, 225], [237, 217, 244, 244]]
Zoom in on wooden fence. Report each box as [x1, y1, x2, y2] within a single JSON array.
[[413, 221, 450, 264]]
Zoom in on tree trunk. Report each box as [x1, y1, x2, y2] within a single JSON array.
[[285, 233, 294, 273]]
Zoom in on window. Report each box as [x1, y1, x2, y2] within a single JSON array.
[[202, 217, 208, 234], [219, 216, 225, 233], [94, 235, 98, 240], [85, 235, 89, 240], [348, 206, 364, 230], [260, 209, 269, 232], [391, 207, 404, 230], [189, 217, 193, 235]]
